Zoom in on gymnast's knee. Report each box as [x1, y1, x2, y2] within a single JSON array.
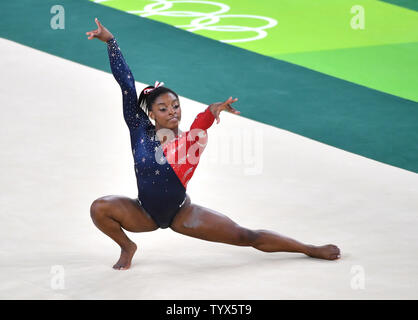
[[90, 196, 112, 221], [236, 227, 259, 246]]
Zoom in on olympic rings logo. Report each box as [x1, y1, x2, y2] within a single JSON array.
[[94, 0, 278, 43]]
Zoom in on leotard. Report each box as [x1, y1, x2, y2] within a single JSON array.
[[107, 38, 215, 228]]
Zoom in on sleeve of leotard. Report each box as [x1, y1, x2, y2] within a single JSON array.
[[189, 106, 215, 131], [106, 38, 150, 130], [187, 106, 215, 146]]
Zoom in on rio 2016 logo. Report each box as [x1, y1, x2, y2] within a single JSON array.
[[93, 0, 278, 43]]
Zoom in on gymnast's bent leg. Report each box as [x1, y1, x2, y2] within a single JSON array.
[[170, 197, 340, 260], [90, 195, 159, 270]]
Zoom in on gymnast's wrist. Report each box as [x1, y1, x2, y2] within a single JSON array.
[[106, 37, 116, 44]]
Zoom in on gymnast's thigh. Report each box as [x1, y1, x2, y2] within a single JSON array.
[[94, 195, 159, 232], [169, 198, 249, 244]]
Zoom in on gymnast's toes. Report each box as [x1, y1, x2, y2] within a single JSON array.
[[307, 244, 341, 260], [113, 242, 137, 270]]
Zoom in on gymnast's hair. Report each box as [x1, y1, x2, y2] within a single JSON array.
[[138, 86, 179, 116]]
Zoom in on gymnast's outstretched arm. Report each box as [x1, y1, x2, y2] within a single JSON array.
[[86, 18, 150, 130]]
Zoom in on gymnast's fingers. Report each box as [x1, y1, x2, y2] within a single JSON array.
[[86, 31, 97, 40], [228, 105, 240, 114], [223, 97, 238, 108], [95, 18, 102, 31]]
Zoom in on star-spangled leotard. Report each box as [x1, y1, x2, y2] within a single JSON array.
[[107, 38, 215, 228]]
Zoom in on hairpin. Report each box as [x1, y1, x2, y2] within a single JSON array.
[[143, 81, 165, 95]]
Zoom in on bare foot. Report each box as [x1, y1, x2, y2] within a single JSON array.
[[113, 241, 137, 270], [306, 244, 341, 260]]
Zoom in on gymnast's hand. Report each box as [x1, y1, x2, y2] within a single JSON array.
[[85, 18, 114, 42], [209, 97, 240, 124]]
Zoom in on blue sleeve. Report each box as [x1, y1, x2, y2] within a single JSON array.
[[106, 38, 151, 130]]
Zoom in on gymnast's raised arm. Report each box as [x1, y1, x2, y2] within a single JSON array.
[[85, 18, 148, 130]]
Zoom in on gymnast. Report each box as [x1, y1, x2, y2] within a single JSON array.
[[86, 18, 341, 270]]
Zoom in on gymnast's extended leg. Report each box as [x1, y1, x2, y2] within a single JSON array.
[[90, 195, 159, 270], [170, 196, 340, 260]]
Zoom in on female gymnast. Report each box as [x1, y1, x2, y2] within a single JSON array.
[[86, 18, 341, 270]]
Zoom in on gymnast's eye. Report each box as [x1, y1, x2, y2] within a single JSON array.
[[173, 105, 179, 109]]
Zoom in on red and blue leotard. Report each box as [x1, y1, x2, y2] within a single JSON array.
[[107, 38, 215, 228]]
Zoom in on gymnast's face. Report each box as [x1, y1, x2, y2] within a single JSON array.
[[149, 92, 181, 130]]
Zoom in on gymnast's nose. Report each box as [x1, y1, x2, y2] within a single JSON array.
[[168, 106, 176, 116]]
